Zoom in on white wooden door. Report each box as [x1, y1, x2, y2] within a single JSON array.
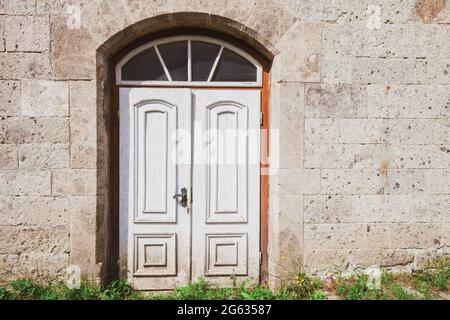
[[191, 90, 261, 286], [119, 88, 192, 290], [120, 88, 260, 290]]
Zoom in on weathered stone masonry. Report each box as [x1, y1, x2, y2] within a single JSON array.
[[0, 0, 449, 284]]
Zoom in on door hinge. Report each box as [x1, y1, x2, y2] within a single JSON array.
[[259, 252, 263, 266], [260, 112, 263, 127], [117, 109, 120, 120]]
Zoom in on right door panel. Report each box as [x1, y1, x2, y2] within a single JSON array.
[[192, 90, 261, 285]]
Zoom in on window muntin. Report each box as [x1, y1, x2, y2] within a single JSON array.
[[157, 41, 188, 81], [122, 47, 167, 81], [191, 41, 222, 81], [211, 48, 257, 82], [116, 36, 263, 87]]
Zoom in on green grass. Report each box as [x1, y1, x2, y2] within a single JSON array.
[[389, 284, 417, 300], [336, 274, 386, 300], [0, 258, 448, 300], [0, 276, 324, 301], [412, 259, 449, 291]]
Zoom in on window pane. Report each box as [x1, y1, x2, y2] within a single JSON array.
[[122, 47, 167, 81], [191, 41, 221, 81], [212, 49, 257, 82], [157, 41, 188, 81]]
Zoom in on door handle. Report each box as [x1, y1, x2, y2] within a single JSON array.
[[173, 187, 188, 208]]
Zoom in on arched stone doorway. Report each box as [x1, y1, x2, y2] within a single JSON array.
[[94, 13, 283, 287]]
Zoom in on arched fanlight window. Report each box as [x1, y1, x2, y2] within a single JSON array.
[[116, 36, 263, 87]]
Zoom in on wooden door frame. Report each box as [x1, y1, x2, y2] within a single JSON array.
[[109, 28, 270, 285]]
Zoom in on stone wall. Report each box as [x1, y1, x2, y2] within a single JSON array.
[[0, 0, 448, 284]]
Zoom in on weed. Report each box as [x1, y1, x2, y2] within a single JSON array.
[[389, 284, 417, 300], [381, 270, 395, 285], [100, 280, 136, 300], [0, 259, 448, 300], [306, 290, 327, 300], [336, 274, 384, 300], [280, 272, 323, 299], [412, 258, 449, 291]]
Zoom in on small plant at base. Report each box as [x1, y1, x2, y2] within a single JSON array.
[[100, 280, 139, 300], [306, 290, 327, 300], [336, 274, 385, 300], [381, 270, 395, 285], [412, 258, 449, 291], [389, 284, 417, 300], [280, 271, 323, 300], [0, 286, 11, 300]]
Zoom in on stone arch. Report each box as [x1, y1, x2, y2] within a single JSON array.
[[94, 12, 279, 282], [97, 12, 279, 61]]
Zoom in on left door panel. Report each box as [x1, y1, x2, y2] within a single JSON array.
[[119, 88, 192, 290]]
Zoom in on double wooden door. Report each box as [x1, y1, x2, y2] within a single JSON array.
[[119, 88, 260, 290]]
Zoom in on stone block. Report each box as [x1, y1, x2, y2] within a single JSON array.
[[0, 196, 70, 227], [0, 80, 20, 116], [304, 223, 371, 249], [0, 0, 35, 14], [390, 145, 450, 169], [5, 15, 49, 52], [351, 195, 450, 223], [0, 226, 69, 255], [279, 169, 321, 195], [0, 253, 69, 284], [0, 52, 51, 79], [339, 119, 385, 144], [274, 22, 321, 82], [18, 144, 69, 169], [336, 0, 417, 24], [0, 170, 51, 196], [304, 248, 350, 273], [322, 54, 352, 83], [0, 16, 4, 52], [323, 23, 352, 57], [414, 58, 450, 84], [352, 58, 386, 84], [0, 144, 17, 169], [0, 117, 69, 144], [339, 119, 450, 144], [348, 249, 415, 268], [438, 25, 450, 57], [277, 195, 304, 273], [368, 84, 450, 119], [352, 22, 388, 57], [70, 81, 96, 169], [274, 83, 305, 168], [389, 223, 445, 249], [284, 0, 337, 21], [387, 119, 450, 145], [52, 169, 96, 196], [21, 80, 69, 117], [425, 169, 450, 194], [321, 169, 384, 194], [305, 143, 384, 169], [69, 196, 98, 270], [385, 170, 427, 195], [352, 58, 415, 84], [246, 0, 297, 46], [304, 195, 353, 223], [305, 84, 368, 118], [305, 119, 340, 145], [51, 15, 97, 79], [37, 0, 82, 14]]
